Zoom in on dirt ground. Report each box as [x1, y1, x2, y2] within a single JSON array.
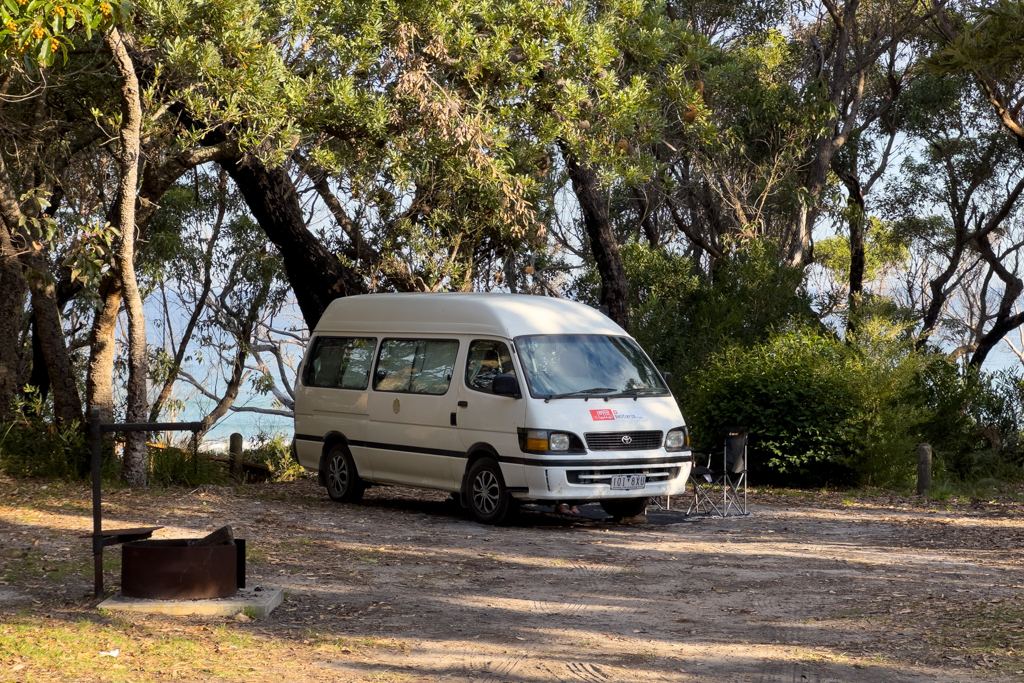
[[1, 475, 1023, 683]]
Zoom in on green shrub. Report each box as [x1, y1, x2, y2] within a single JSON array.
[[687, 320, 935, 487], [244, 430, 308, 481], [687, 327, 859, 485], [0, 417, 97, 480], [626, 238, 817, 387], [148, 444, 229, 488]]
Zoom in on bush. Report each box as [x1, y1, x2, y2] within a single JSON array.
[[148, 443, 229, 488], [687, 320, 935, 487], [621, 239, 817, 388], [687, 327, 859, 485], [245, 430, 308, 481], [0, 417, 97, 480]]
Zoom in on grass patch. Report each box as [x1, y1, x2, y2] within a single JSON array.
[[924, 599, 1024, 672], [333, 636, 409, 654], [0, 615, 285, 681]]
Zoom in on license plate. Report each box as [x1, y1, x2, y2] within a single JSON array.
[[609, 474, 646, 490]]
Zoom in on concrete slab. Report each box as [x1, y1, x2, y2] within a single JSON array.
[[99, 586, 283, 618]]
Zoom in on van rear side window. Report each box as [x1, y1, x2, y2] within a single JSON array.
[[304, 337, 377, 389], [374, 339, 459, 395]]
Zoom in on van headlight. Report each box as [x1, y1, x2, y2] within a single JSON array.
[[518, 428, 585, 454], [549, 433, 570, 451], [665, 427, 689, 451]]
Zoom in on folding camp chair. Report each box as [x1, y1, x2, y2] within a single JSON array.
[[687, 426, 749, 517]]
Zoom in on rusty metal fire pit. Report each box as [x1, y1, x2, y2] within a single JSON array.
[[121, 530, 246, 600]]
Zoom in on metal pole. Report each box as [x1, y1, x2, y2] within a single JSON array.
[[89, 407, 103, 598]]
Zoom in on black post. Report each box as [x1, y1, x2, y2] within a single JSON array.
[[89, 407, 103, 598]]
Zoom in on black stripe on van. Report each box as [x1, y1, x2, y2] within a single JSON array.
[[298, 437, 691, 468], [348, 439, 468, 459]]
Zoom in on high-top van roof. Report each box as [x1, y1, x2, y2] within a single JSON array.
[[315, 293, 625, 338]]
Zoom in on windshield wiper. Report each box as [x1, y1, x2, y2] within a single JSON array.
[[542, 387, 617, 402], [606, 387, 669, 400]]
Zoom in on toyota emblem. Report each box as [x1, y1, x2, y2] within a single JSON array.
[[621, 435, 633, 445]]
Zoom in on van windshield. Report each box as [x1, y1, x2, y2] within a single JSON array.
[[515, 334, 668, 399]]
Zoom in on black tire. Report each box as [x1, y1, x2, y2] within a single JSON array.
[[466, 457, 517, 525], [600, 497, 649, 518], [324, 445, 365, 503]]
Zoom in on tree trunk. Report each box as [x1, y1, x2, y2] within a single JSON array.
[[0, 223, 27, 422], [564, 154, 630, 332], [836, 167, 867, 333], [106, 27, 148, 488], [0, 160, 82, 426], [22, 252, 83, 425], [221, 157, 364, 329], [25, 315, 50, 405], [632, 187, 660, 247], [86, 276, 122, 424]]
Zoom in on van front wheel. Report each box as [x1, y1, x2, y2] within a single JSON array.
[[324, 445, 365, 503], [467, 458, 517, 525], [600, 497, 649, 518]]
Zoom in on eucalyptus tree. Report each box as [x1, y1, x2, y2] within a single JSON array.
[[883, 72, 1024, 367]]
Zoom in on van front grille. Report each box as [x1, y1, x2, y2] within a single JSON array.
[[567, 466, 681, 484], [584, 430, 663, 451]]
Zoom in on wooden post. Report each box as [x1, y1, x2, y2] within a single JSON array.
[[89, 407, 104, 598], [917, 443, 932, 496], [230, 433, 244, 483]]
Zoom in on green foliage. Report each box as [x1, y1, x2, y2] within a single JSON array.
[[815, 217, 910, 284], [0, 415, 92, 480], [616, 238, 815, 386], [147, 445, 229, 488], [686, 314, 1024, 488], [687, 326, 859, 485], [0, 388, 100, 479], [0, 0, 125, 68], [244, 431, 307, 482]]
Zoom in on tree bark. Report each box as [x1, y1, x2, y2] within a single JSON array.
[[0, 160, 82, 426], [0, 223, 27, 422], [564, 154, 630, 332], [221, 157, 364, 329], [85, 276, 122, 424], [106, 27, 148, 488], [25, 315, 50, 405]]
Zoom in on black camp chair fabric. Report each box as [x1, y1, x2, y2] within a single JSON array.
[[687, 427, 749, 517]]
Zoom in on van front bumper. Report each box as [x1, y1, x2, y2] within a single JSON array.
[[513, 452, 692, 501]]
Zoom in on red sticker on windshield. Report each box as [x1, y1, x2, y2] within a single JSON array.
[[590, 409, 616, 421]]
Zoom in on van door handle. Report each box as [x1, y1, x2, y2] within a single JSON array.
[[457, 401, 468, 407]]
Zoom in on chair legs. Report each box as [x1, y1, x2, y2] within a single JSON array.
[[687, 471, 748, 517], [686, 475, 722, 516]]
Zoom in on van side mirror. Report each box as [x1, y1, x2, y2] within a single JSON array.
[[661, 371, 673, 389], [492, 374, 521, 398]]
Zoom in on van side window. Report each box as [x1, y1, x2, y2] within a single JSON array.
[[374, 339, 459, 395], [465, 340, 515, 393], [304, 337, 376, 390]]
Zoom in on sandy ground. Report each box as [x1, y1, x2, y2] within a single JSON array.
[[1, 475, 1023, 682]]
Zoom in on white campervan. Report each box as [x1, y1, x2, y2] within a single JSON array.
[[293, 293, 693, 524]]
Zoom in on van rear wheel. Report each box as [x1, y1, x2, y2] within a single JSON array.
[[324, 445, 365, 503], [467, 458, 517, 525], [600, 497, 649, 518]]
